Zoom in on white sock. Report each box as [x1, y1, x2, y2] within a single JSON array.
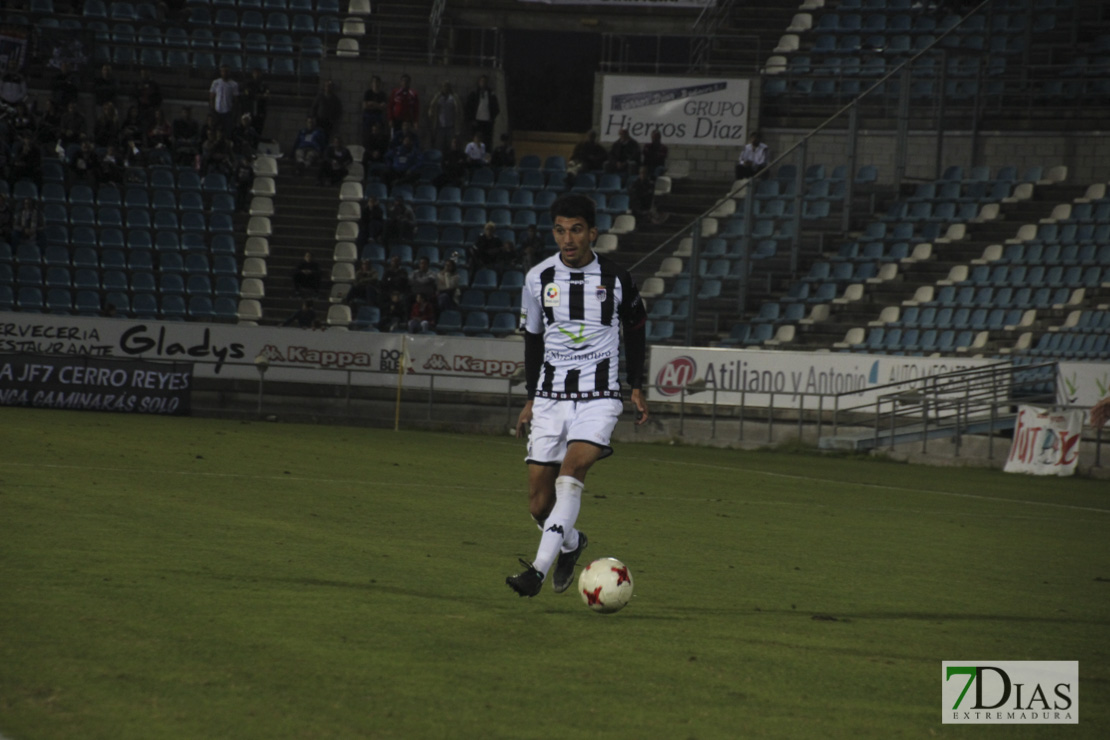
[[532, 476, 584, 577]]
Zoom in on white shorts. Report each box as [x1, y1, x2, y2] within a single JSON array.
[[526, 397, 622, 465]]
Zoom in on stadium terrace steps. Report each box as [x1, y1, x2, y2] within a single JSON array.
[[757, 178, 1110, 353], [258, 161, 346, 323]]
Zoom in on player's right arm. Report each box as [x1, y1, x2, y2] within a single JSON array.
[[516, 331, 543, 438], [517, 268, 546, 438]]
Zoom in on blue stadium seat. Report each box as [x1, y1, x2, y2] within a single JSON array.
[[16, 287, 44, 312], [463, 311, 490, 334], [213, 297, 238, 321], [214, 276, 240, 298], [436, 310, 463, 333]]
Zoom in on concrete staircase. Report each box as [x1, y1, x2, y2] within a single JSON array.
[[258, 162, 346, 325]]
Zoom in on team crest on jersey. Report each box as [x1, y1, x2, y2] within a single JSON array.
[[595, 284, 607, 302], [543, 283, 561, 307]]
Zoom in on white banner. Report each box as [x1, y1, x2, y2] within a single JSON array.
[[1004, 405, 1083, 476], [521, 0, 712, 7], [1055, 361, 1110, 423], [0, 312, 527, 394], [648, 345, 1002, 410], [599, 74, 750, 146]]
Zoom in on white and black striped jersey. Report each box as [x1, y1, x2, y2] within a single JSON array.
[[520, 252, 647, 400]]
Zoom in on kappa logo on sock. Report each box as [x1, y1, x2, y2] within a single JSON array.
[[546, 524, 565, 535]]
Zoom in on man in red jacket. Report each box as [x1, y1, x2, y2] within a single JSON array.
[[388, 73, 420, 137]]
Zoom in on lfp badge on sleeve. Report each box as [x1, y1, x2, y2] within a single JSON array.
[[942, 661, 1077, 724]]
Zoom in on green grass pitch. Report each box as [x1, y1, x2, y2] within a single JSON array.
[[1, 407, 1108, 739]]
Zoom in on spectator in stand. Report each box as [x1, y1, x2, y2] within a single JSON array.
[[0, 193, 11, 241], [735, 130, 770, 180], [58, 101, 86, 149], [605, 127, 641, 176], [92, 64, 119, 108], [517, 223, 544, 270], [1, 59, 28, 108], [383, 196, 416, 246], [363, 121, 390, 174], [436, 258, 461, 312], [133, 67, 163, 133], [172, 106, 200, 167], [50, 62, 79, 110], [10, 101, 36, 141], [281, 301, 318, 328], [628, 165, 668, 225], [464, 131, 489, 169], [231, 113, 259, 158], [241, 68, 270, 137], [382, 291, 408, 332], [10, 133, 41, 184], [199, 111, 220, 144], [380, 255, 411, 309], [200, 128, 233, 177], [642, 130, 668, 176], [387, 73, 420, 137], [357, 194, 384, 247], [147, 109, 173, 150], [14, 197, 42, 244], [361, 75, 387, 148], [93, 102, 120, 149], [345, 259, 380, 310], [427, 81, 462, 154], [318, 136, 353, 186], [435, 135, 467, 189], [292, 252, 322, 297], [95, 145, 124, 185], [410, 256, 438, 304], [291, 117, 326, 175], [491, 132, 515, 169], [408, 293, 437, 333], [310, 79, 343, 142], [567, 129, 607, 185], [68, 139, 98, 184], [390, 119, 418, 148], [119, 106, 143, 151], [469, 221, 502, 271], [37, 101, 62, 146], [382, 134, 422, 187], [494, 240, 521, 272], [465, 74, 499, 147], [209, 65, 239, 137]]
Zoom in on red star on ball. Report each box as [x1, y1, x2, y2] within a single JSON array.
[[583, 586, 604, 606], [612, 566, 631, 586]]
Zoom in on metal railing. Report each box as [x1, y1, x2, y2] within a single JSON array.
[[6, 350, 1101, 464]]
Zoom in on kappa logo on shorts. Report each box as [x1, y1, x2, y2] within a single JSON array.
[[543, 283, 561, 307]]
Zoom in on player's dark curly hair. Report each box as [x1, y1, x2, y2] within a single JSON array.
[[550, 193, 596, 229]]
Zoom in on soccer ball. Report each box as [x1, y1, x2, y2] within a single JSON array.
[[577, 557, 634, 614]]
